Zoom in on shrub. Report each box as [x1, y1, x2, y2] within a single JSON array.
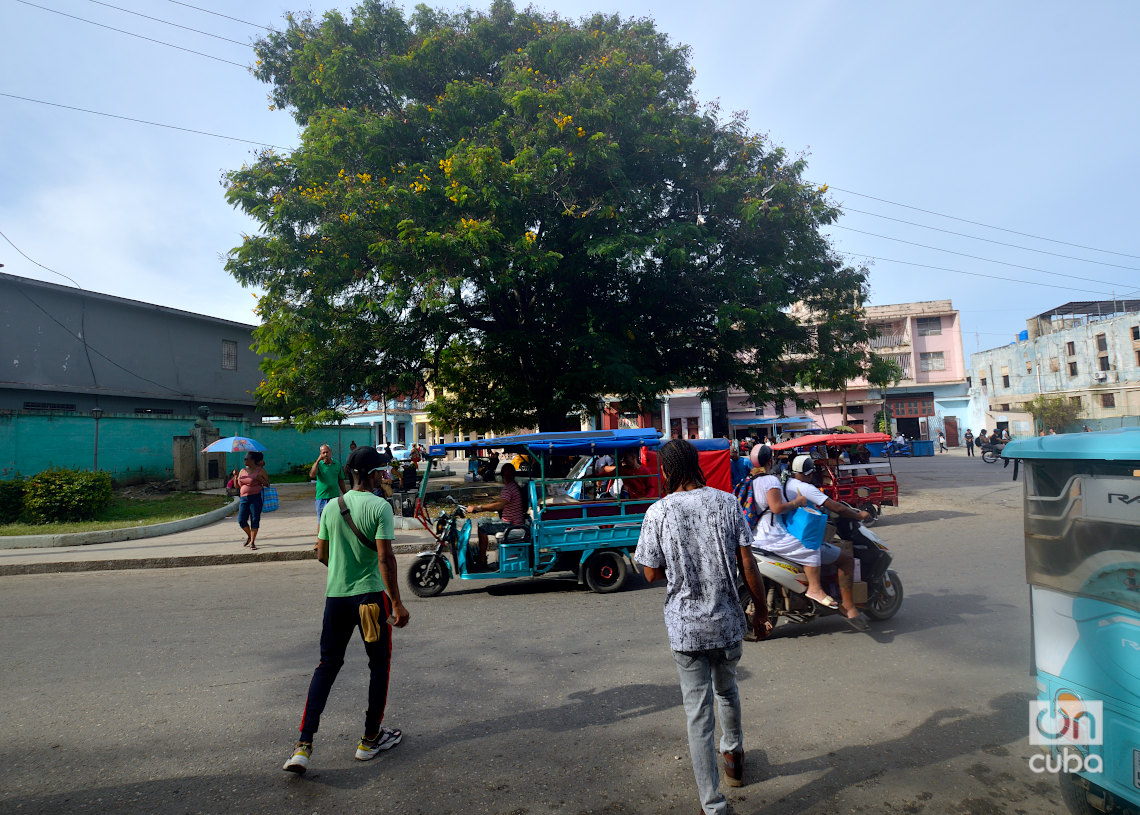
[[0, 478, 26, 524], [22, 469, 114, 524]]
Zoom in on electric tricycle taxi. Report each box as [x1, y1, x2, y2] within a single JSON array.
[[1003, 428, 1140, 815], [770, 432, 899, 522], [406, 428, 672, 597]]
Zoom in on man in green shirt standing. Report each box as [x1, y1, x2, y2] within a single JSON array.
[[309, 444, 348, 523], [283, 446, 410, 774]]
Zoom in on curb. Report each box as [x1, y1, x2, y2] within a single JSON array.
[[0, 498, 240, 550], [0, 541, 434, 576]]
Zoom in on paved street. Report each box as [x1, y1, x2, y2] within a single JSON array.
[[1, 451, 1069, 814]]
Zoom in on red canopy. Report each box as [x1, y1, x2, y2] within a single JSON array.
[[770, 432, 891, 451]]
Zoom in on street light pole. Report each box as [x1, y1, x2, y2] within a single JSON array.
[[91, 407, 103, 471]]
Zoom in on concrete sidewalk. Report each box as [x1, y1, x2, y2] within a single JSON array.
[[0, 482, 437, 576]]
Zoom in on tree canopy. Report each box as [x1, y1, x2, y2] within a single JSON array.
[[1023, 394, 1082, 433], [225, 0, 868, 431]]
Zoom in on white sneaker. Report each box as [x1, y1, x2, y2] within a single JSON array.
[[282, 741, 312, 774], [355, 727, 402, 760]]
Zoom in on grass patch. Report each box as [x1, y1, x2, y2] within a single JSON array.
[[0, 493, 230, 536], [270, 473, 312, 484]]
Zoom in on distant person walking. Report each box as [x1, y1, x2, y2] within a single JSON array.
[[635, 439, 766, 814], [964, 429, 975, 456], [282, 446, 410, 775], [309, 444, 348, 523], [237, 452, 269, 550], [937, 431, 946, 453]]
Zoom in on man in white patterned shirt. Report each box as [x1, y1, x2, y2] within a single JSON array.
[[635, 439, 764, 815]]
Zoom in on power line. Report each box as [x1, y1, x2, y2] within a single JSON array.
[[831, 224, 1135, 290], [841, 206, 1140, 273], [844, 253, 1115, 295], [167, 0, 277, 32], [83, 0, 250, 46], [0, 229, 82, 288], [14, 0, 248, 68], [0, 92, 290, 149], [820, 183, 1140, 261]]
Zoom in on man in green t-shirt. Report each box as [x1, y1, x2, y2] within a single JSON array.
[[283, 446, 410, 775], [309, 444, 348, 523]]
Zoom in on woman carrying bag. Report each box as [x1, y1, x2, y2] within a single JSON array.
[[237, 451, 270, 550]]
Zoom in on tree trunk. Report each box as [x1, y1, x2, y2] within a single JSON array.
[[841, 387, 849, 427]]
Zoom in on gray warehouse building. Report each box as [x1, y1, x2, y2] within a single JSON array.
[[0, 271, 262, 419]]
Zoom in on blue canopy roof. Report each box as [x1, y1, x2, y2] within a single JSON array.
[[1002, 427, 1140, 462], [429, 428, 663, 456]]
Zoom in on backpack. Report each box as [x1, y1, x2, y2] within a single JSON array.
[[734, 475, 765, 532]]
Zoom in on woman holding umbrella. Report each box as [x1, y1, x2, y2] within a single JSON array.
[[237, 451, 270, 550]]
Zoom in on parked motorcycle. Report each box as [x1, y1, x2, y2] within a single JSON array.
[[746, 509, 903, 631]]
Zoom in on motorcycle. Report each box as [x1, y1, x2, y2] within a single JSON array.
[[980, 441, 1007, 464], [746, 509, 903, 631], [885, 439, 912, 457]]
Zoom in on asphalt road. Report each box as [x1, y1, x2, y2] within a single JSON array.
[[1, 452, 1070, 815]]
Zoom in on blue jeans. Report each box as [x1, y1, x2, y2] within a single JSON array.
[[237, 494, 263, 529], [298, 592, 392, 743], [673, 642, 743, 815], [315, 498, 331, 520]]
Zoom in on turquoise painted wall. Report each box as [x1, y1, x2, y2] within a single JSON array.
[[0, 411, 375, 482]]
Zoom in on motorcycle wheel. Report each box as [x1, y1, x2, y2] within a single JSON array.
[[981, 449, 998, 464], [585, 551, 628, 594], [407, 556, 449, 598], [864, 569, 903, 621]]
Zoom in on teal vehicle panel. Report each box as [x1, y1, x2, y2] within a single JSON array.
[[1003, 427, 1140, 462]]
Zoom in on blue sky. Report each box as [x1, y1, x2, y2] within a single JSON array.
[[3, 0, 1138, 357]]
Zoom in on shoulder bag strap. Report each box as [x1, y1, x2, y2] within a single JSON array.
[[338, 495, 377, 552]]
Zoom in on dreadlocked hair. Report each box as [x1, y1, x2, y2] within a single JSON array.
[[660, 439, 705, 495]]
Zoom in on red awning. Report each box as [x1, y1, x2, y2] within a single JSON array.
[[770, 432, 891, 451]]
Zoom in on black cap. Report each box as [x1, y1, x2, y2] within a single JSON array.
[[345, 445, 384, 477]]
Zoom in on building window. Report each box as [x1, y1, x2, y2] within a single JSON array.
[[1050, 358, 1059, 373], [1096, 334, 1108, 352], [23, 401, 77, 412], [1001, 403, 1010, 412], [1066, 341, 1076, 356], [1133, 325, 1140, 341], [1025, 360, 1033, 373], [920, 351, 945, 371], [134, 408, 173, 415], [1070, 396, 1082, 409], [1101, 393, 1116, 408], [980, 376, 987, 387], [1099, 356, 1110, 372], [847, 405, 864, 414], [1002, 375, 1010, 388], [1068, 361, 1078, 376], [916, 316, 942, 336], [966, 376, 972, 387], [222, 340, 238, 371]]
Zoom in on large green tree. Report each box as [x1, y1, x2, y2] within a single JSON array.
[[225, 0, 867, 431]]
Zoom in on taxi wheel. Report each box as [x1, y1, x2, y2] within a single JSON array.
[[408, 557, 449, 598], [585, 552, 628, 594], [1058, 771, 1099, 815]]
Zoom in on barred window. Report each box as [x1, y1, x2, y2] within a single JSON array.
[[916, 316, 942, 336], [222, 340, 238, 371]]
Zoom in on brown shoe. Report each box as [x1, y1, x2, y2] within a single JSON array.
[[723, 749, 743, 787]]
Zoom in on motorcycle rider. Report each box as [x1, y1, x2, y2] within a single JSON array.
[[751, 448, 872, 631]]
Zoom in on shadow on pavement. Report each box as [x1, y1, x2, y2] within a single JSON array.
[[740, 691, 1033, 815]]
